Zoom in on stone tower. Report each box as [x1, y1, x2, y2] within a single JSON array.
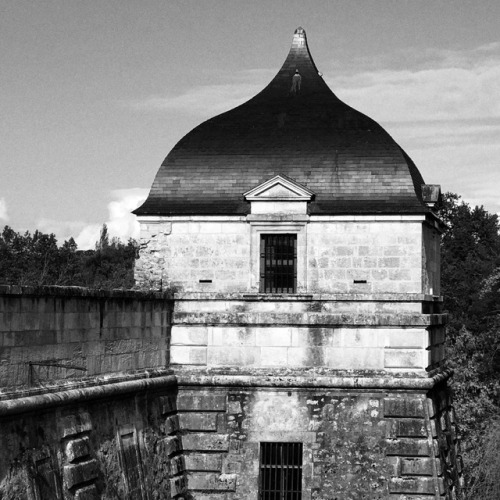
[[134, 28, 462, 500]]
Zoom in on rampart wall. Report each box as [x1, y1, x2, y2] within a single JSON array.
[[0, 286, 461, 499], [0, 285, 172, 391]]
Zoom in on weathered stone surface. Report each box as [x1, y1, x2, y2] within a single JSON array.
[[184, 453, 223, 471], [158, 436, 182, 456], [389, 476, 437, 494], [177, 394, 226, 411], [386, 439, 431, 457], [180, 413, 218, 431], [165, 415, 180, 435], [65, 436, 90, 463], [170, 475, 188, 497], [74, 484, 99, 500], [170, 455, 185, 475], [188, 473, 236, 491], [63, 459, 98, 489], [60, 411, 92, 438], [159, 395, 177, 414], [172, 325, 208, 345], [401, 457, 435, 476], [0, 288, 172, 388], [136, 217, 429, 295], [387, 419, 427, 438], [182, 434, 229, 452], [385, 349, 426, 369], [384, 398, 425, 418], [171, 345, 207, 365]]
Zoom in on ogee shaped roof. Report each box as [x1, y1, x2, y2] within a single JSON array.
[[134, 28, 427, 216]]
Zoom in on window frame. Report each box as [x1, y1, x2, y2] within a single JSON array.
[[259, 234, 297, 293], [248, 218, 308, 294]]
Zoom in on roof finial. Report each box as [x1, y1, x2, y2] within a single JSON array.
[[292, 27, 306, 48]]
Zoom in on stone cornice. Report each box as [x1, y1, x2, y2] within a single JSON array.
[[0, 368, 453, 417]]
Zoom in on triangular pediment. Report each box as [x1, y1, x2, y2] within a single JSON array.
[[243, 175, 314, 201]]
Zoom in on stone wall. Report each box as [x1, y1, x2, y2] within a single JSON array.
[[0, 376, 178, 499], [135, 218, 250, 293], [422, 223, 441, 296], [0, 372, 462, 500], [0, 286, 172, 390], [307, 218, 424, 294], [169, 374, 462, 500], [170, 294, 446, 372], [135, 215, 441, 296], [0, 286, 460, 499]]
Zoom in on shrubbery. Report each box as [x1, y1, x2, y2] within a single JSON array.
[[0, 224, 138, 289], [438, 193, 500, 498]]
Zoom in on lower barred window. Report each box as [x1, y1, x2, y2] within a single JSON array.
[[259, 442, 303, 500]]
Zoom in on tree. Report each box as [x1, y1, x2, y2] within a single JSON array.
[[0, 225, 138, 289], [437, 193, 500, 497]]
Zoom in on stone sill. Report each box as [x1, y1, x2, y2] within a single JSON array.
[[174, 292, 443, 302]]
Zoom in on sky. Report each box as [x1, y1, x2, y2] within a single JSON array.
[[1, 0, 499, 249]]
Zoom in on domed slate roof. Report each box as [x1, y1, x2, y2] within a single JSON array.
[[134, 28, 428, 216]]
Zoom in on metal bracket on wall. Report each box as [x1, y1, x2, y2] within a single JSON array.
[[27, 361, 87, 387]]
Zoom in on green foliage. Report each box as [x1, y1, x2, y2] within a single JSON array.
[[438, 193, 500, 497], [0, 224, 138, 289], [467, 419, 500, 500]]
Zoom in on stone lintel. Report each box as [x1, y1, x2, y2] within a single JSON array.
[[246, 214, 310, 223]]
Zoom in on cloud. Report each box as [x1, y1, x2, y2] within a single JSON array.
[[0, 198, 8, 222], [130, 69, 275, 117], [329, 46, 500, 124], [37, 188, 148, 250], [321, 44, 500, 216]]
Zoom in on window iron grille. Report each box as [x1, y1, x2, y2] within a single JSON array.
[[260, 234, 297, 293], [259, 442, 303, 500]]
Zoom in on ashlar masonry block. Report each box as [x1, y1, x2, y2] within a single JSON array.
[[255, 328, 292, 346], [384, 349, 426, 369], [172, 325, 208, 345], [180, 413, 218, 432], [188, 473, 236, 492], [384, 398, 425, 418], [400, 458, 435, 476], [171, 346, 207, 365], [182, 434, 230, 452], [63, 459, 99, 489], [184, 454, 223, 472], [177, 394, 227, 412]]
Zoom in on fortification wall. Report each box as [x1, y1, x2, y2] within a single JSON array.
[[0, 286, 172, 391], [0, 286, 177, 499], [0, 287, 460, 499]]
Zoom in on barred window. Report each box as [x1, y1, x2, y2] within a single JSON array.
[[259, 442, 303, 500], [260, 234, 297, 293]]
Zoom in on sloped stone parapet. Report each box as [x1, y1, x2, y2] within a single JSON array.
[[0, 370, 176, 416], [0, 284, 172, 299]]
